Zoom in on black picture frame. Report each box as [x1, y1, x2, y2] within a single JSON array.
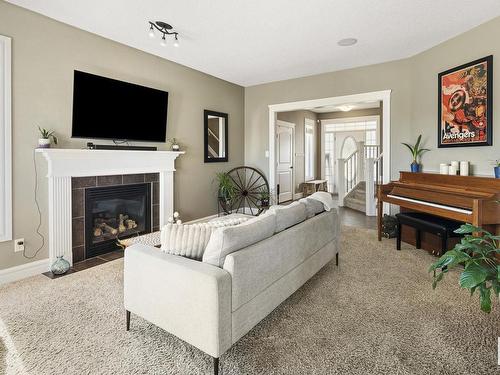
[[204, 109, 229, 163], [438, 55, 493, 148]]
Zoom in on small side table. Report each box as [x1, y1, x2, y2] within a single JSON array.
[[302, 180, 328, 196]]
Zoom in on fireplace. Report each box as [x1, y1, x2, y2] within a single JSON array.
[[85, 183, 151, 258]]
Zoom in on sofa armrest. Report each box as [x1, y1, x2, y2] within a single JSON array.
[[124, 244, 232, 358]]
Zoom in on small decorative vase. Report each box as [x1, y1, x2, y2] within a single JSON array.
[[171, 144, 180, 151], [38, 138, 51, 148], [50, 255, 70, 275], [494, 166, 500, 179], [410, 162, 420, 173]]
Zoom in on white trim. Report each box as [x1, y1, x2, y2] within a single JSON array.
[[268, 90, 391, 214], [321, 115, 380, 126], [304, 118, 315, 181], [293, 192, 304, 200], [0, 35, 12, 242], [0, 259, 49, 285]]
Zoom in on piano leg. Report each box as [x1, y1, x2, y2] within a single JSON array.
[[440, 236, 448, 256], [377, 198, 383, 241]]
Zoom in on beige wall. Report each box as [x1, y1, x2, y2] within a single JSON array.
[[245, 16, 500, 182], [276, 110, 317, 193], [316, 107, 381, 121], [0, 2, 244, 270]]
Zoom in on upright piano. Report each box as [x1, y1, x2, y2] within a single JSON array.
[[377, 172, 500, 243]]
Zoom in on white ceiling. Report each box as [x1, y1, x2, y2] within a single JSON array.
[[7, 0, 500, 86], [309, 101, 380, 113]]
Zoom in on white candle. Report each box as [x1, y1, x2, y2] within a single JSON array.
[[459, 161, 469, 176], [448, 165, 457, 175], [451, 161, 459, 171], [440, 164, 449, 175]]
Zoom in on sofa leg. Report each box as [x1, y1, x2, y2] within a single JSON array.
[[335, 252, 339, 266], [126, 310, 130, 331], [213, 357, 219, 375]]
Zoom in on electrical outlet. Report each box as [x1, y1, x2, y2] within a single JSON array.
[[14, 238, 25, 253]]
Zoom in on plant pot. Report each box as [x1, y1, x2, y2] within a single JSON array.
[[410, 162, 420, 173], [494, 166, 500, 179], [38, 138, 51, 148], [171, 144, 180, 151]]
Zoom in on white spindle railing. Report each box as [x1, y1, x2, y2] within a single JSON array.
[[364, 145, 380, 159]]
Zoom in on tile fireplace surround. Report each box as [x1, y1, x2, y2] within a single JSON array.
[[36, 149, 183, 269]]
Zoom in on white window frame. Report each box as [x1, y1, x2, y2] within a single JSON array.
[[0, 35, 12, 242], [304, 118, 315, 181]]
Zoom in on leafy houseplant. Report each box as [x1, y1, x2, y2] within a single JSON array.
[[402, 134, 430, 173], [215, 172, 236, 203], [38, 127, 58, 148], [429, 224, 499, 313]]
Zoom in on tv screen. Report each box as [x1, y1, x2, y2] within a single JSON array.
[[72, 71, 168, 142]]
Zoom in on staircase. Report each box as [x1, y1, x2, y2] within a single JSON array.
[[343, 181, 366, 213]]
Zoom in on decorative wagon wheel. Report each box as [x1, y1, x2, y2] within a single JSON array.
[[219, 167, 270, 216]]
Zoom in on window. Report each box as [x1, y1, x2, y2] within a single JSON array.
[[304, 119, 315, 181], [0, 35, 12, 242]]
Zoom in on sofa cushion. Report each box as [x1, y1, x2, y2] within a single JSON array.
[[202, 211, 276, 267], [269, 201, 307, 232], [299, 197, 325, 218], [161, 217, 248, 260]]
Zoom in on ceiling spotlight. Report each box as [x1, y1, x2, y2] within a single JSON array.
[[337, 38, 358, 47], [148, 21, 179, 47], [338, 105, 354, 112]]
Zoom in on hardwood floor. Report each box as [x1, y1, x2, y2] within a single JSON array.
[[338, 207, 376, 230]]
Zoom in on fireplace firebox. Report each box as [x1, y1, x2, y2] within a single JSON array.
[[84, 183, 151, 258]]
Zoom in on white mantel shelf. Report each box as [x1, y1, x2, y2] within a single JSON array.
[[36, 148, 184, 268]]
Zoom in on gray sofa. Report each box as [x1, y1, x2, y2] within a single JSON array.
[[124, 206, 340, 374]]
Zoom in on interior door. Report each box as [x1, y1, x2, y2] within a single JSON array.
[[276, 120, 294, 203]]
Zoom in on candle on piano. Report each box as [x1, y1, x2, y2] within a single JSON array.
[[440, 163, 449, 174], [460, 161, 469, 176], [451, 161, 459, 172], [448, 165, 457, 175]]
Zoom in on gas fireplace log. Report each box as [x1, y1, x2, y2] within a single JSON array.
[[93, 227, 103, 237], [119, 214, 129, 233], [99, 223, 118, 235], [125, 219, 138, 229]]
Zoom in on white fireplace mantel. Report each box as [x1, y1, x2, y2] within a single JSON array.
[[36, 148, 184, 268]]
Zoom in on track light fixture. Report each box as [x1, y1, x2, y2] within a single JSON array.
[[148, 21, 180, 47]]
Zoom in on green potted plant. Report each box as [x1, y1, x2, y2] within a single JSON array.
[[492, 159, 500, 178], [429, 224, 499, 313], [402, 134, 430, 172], [38, 127, 58, 148], [215, 172, 236, 204]]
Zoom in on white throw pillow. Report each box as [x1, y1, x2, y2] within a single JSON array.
[[269, 201, 307, 232], [160, 217, 248, 260], [202, 211, 276, 267]]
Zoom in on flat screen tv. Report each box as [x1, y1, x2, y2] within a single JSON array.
[[72, 70, 168, 142]]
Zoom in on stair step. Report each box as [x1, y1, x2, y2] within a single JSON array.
[[344, 196, 366, 213]]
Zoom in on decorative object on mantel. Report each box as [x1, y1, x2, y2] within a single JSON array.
[[216, 167, 270, 216], [459, 161, 469, 176], [50, 255, 70, 275], [438, 55, 493, 148], [148, 21, 180, 47], [402, 134, 430, 172], [168, 211, 182, 225], [429, 223, 499, 313], [38, 126, 58, 148], [167, 138, 181, 151]]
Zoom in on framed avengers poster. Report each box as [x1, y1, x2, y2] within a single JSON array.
[[438, 56, 493, 148]]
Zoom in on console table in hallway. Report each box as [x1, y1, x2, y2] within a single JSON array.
[[302, 179, 328, 196]]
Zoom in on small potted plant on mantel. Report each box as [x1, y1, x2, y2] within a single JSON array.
[[38, 126, 58, 148], [402, 134, 430, 173]]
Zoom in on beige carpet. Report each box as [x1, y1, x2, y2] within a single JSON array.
[[0, 227, 498, 375]]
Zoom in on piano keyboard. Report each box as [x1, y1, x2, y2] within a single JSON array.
[[387, 194, 473, 215]]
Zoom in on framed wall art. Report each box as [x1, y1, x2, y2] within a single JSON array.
[[438, 55, 493, 148]]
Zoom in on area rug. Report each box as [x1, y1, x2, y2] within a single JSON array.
[[0, 227, 498, 374]]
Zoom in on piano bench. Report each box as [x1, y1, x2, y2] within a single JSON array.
[[395, 212, 463, 256]]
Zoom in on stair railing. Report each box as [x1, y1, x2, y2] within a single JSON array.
[[364, 152, 383, 216], [337, 150, 358, 206]]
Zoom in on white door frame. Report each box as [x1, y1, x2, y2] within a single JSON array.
[[275, 119, 295, 202], [320, 115, 380, 181], [0, 35, 12, 242], [268, 90, 391, 212]]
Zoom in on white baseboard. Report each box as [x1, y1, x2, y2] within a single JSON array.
[[0, 259, 49, 285], [294, 192, 304, 200]]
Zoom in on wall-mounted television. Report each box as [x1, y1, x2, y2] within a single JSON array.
[[72, 70, 168, 142]]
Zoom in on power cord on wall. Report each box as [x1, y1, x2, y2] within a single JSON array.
[[23, 149, 45, 259]]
